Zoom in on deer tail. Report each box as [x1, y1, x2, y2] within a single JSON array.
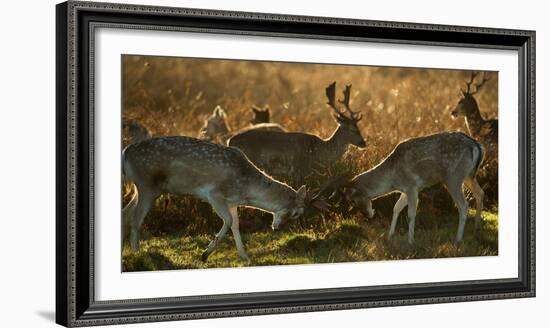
[[471, 139, 485, 178]]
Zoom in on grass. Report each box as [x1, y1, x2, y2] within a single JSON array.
[[123, 209, 498, 271], [121, 55, 499, 271]]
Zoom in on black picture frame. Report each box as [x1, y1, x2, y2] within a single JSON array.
[[56, 1, 536, 326]]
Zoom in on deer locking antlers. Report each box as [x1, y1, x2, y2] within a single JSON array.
[[304, 173, 353, 212]]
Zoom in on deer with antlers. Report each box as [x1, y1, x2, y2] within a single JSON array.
[[198, 105, 285, 144], [344, 132, 485, 245], [122, 136, 331, 261], [451, 72, 498, 145], [227, 82, 366, 183]]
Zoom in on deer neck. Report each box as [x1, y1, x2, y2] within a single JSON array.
[[246, 175, 295, 213], [321, 125, 351, 163], [464, 105, 485, 136], [355, 160, 396, 199]]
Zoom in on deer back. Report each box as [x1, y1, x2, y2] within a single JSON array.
[[228, 129, 325, 178], [396, 132, 482, 184], [123, 137, 260, 198], [352, 132, 484, 198]]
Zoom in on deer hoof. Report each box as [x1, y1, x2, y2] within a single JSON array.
[[201, 251, 210, 262]]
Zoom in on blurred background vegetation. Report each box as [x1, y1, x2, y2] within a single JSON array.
[[122, 55, 499, 271]]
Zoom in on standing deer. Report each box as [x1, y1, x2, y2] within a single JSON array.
[[451, 72, 498, 144], [228, 82, 366, 182], [198, 105, 285, 144], [345, 132, 485, 244], [122, 136, 323, 261]]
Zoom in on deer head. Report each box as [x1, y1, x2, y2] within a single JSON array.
[[271, 174, 351, 230], [326, 82, 367, 148], [198, 105, 230, 141], [271, 185, 307, 230], [250, 105, 271, 125], [452, 72, 490, 118], [306, 173, 353, 212], [344, 184, 375, 218]]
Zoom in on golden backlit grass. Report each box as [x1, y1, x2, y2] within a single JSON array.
[[122, 55, 498, 271]]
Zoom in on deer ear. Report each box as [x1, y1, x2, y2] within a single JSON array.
[[264, 105, 270, 113], [251, 106, 260, 114], [296, 185, 307, 205], [215, 106, 226, 118]]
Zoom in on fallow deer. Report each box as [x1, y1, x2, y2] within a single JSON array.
[[198, 105, 285, 144], [345, 132, 485, 244], [122, 136, 327, 261], [122, 118, 152, 146], [228, 82, 366, 182], [451, 72, 498, 145], [250, 105, 271, 125]]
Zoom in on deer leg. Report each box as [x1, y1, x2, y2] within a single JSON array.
[[229, 207, 249, 260], [448, 181, 469, 243], [129, 188, 155, 252], [465, 176, 484, 230], [389, 193, 408, 239], [122, 184, 138, 242], [406, 190, 419, 245], [201, 197, 232, 262]]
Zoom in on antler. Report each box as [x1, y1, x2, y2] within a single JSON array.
[[462, 72, 479, 95], [305, 173, 352, 211], [462, 72, 490, 96], [326, 82, 344, 118], [471, 73, 490, 95], [325, 82, 362, 121], [338, 84, 362, 121]]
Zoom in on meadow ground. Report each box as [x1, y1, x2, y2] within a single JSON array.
[[122, 55, 499, 271]]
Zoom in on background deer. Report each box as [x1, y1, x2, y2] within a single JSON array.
[[122, 118, 152, 146], [250, 105, 271, 125], [345, 132, 485, 244], [198, 105, 285, 144], [451, 72, 498, 145], [228, 82, 366, 183], [122, 136, 319, 261]]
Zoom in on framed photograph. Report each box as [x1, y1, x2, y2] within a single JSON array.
[[56, 1, 535, 326]]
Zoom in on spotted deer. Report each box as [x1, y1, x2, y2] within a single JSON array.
[[345, 132, 485, 244], [451, 72, 498, 145], [228, 82, 366, 182], [198, 105, 285, 144], [122, 136, 328, 261]]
